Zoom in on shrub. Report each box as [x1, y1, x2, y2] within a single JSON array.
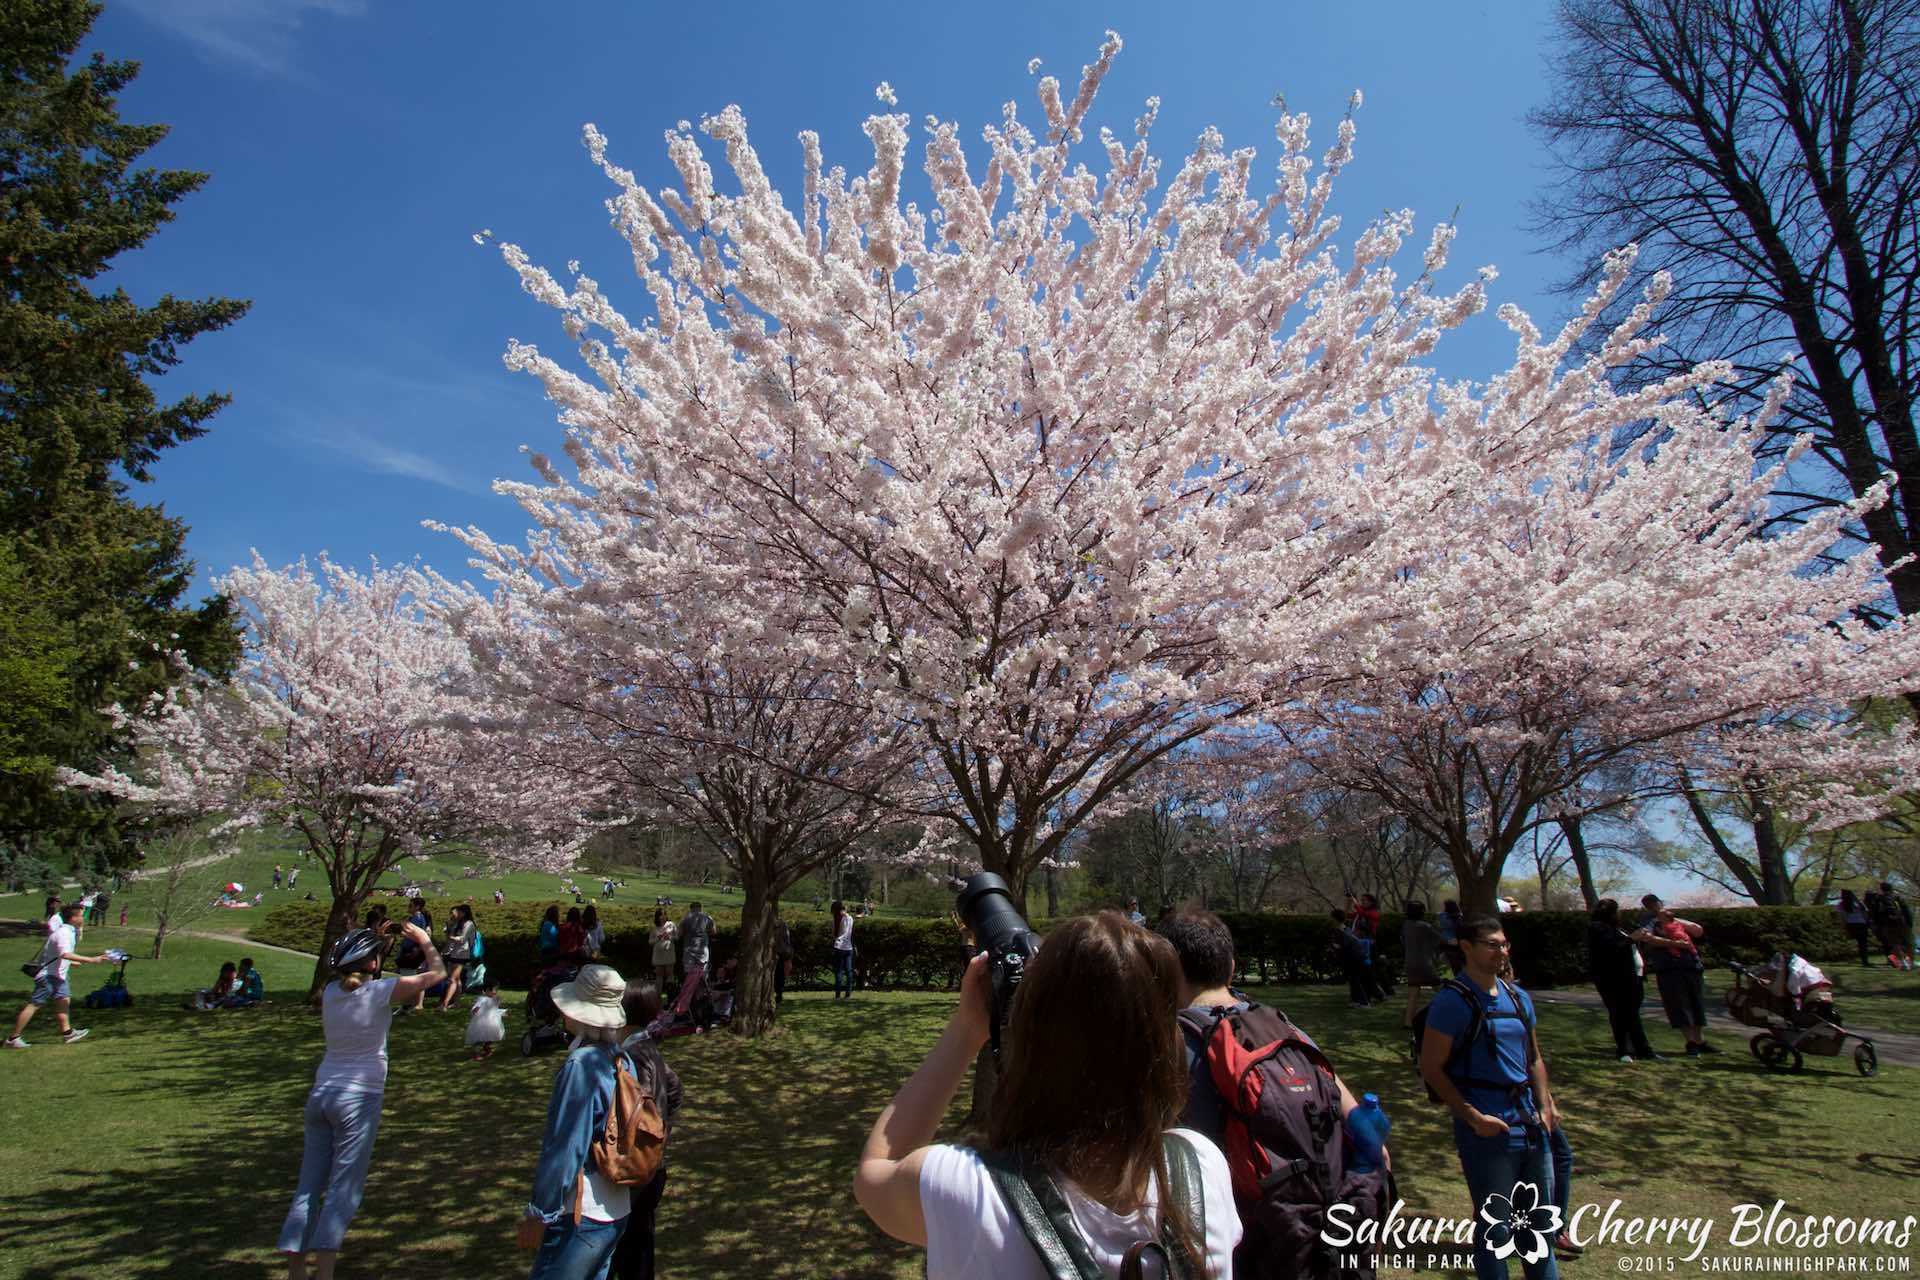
[[254, 899, 1856, 991], [253, 898, 974, 991]]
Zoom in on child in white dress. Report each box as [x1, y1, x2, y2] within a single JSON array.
[[465, 976, 506, 1060]]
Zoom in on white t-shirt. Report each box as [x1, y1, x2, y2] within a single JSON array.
[[314, 976, 401, 1094], [576, 1166, 631, 1223], [919, 1130, 1241, 1280], [834, 915, 854, 951], [38, 923, 78, 980]]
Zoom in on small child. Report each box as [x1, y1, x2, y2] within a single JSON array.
[[465, 976, 505, 1060]]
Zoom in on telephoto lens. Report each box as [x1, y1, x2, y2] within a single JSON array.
[[949, 873, 1040, 1057]]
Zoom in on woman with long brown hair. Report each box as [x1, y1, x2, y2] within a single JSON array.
[[854, 912, 1241, 1277]]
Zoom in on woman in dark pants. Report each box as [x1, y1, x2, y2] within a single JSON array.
[[613, 983, 685, 1280], [1587, 900, 1655, 1062], [1835, 890, 1872, 967]]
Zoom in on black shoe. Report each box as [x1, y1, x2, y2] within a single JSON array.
[[1685, 1042, 1703, 1056], [1696, 1041, 1720, 1054]]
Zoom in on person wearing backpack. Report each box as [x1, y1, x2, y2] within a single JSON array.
[[1417, 914, 1562, 1280], [612, 982, 685, 1280], [1162, 910, 1389, 1279], [517, 963, 665, 1280], [854, 912, 1243, 1278]]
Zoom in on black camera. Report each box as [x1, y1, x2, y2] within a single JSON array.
[[949, 873, 1041, 1058]]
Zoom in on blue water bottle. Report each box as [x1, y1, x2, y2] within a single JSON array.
[[1346, 1092, 1391, 1174]]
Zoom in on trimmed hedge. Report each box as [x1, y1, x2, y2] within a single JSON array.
[[252, 898, 974, 992], [255, 899, 1856, 992], [1222, 905, 1855, 988]]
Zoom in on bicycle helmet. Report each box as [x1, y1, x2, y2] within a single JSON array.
[[328, 927, 388, 975]]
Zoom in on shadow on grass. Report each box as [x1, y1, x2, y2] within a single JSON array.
[[0, 991, 948, 1280], [1, 976, 1913, 1279]]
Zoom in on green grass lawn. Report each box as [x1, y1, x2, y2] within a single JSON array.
[[0, 843, 932, 947], [0, 936, 1914, 1279]]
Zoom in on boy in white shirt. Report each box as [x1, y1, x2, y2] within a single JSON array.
[[6, 902, 106, 1048]]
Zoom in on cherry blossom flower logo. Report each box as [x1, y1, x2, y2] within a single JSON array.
[[1478, 1181, 1563, 1265]]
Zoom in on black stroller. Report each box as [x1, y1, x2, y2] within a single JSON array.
[[519, 960, 578, 1056], [1725, 957, 1877, 1077]]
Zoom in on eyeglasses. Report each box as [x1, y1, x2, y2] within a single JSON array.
[[1465, 938, 1511, 951]]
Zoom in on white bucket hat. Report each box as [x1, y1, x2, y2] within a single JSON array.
[[549, 963, 627, 1029]]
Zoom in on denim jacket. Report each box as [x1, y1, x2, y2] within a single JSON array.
[[526, 1043, 628, 1223]]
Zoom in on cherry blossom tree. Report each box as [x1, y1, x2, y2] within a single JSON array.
[[1286, 250, 1920, 911], [428, 531, 918, 1036], [62, 555, 578, 996], [484, 34, 1498, 914]]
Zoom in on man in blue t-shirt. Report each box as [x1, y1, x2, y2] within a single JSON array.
[[1419, 914, 1562, 1280]]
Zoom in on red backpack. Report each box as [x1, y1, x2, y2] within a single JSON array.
[[1178, 1003, 1391, 1279]]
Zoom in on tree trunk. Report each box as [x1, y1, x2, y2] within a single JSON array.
[[1558, 816, 1602, 910], [1448, 846, 1502, 915], [730, 872, 782, 1038], [1749, 797, 1794, 906], [1044, 864, 1059, 917], [150, 920, 170, 959], [308, 890, 362, 1000]]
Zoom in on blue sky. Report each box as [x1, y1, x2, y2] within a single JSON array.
[[91, 0, 1564, 593], [80, 2, 1713, 899]]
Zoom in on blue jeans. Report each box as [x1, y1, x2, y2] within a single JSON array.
[[832, 948, 855, 997], [1548, 1124, 1573, 1223], [529, 1215, 628, 1280], [1453, 1119, 1560, 1280], [278, 1086, 383, 1253]]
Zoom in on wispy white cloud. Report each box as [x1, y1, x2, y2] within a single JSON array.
[[301, 423, 485, 494], [117, 0, 369, 78]]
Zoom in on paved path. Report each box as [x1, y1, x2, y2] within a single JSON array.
[[1529, 985, 1920, 1070], [173, 929, 316, 959]]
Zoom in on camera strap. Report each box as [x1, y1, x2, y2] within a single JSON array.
[[981, 1133, 1206, 1280]]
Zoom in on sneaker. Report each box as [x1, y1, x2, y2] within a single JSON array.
[[61, 1028, 88, 1044], [1696, 1041, 1720, 1054], [1618, 1054, 1635, 1063], [1685, 1042, 1702, 1056], [2, 1037, 26, 1050]]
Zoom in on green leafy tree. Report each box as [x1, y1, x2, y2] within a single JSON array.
[[0, 0, 246, 871]]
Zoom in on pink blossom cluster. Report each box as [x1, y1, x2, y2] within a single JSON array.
[[465, 37, 1919, 899], [61, 555, 592, 876]]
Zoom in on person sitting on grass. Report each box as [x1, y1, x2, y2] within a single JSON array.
[[192, 962, 239, 1011], [223, 958, 266, 1009], [5, 902, 105, 1048]]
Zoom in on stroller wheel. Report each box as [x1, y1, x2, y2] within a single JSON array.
[[520, 1029, 537, 1057], [1748, 1033, 1770, 1060], [1854, 1043, 1878, 1077], [1756, 1039, 1791, 1070]]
